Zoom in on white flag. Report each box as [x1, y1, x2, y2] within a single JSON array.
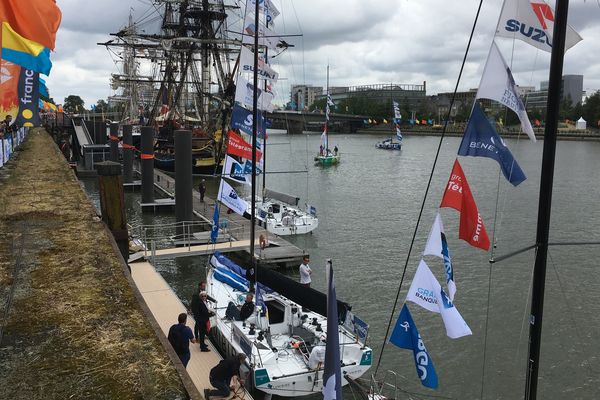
[[235, 76, 274, 112], [406, 260, 472, 339], [217, 179, 249, 216], [242, 15, 280, 50], [495, 0, 582, 53], [239, 46, 279, 83], [223, 155, 251, 186], [476, 41, 536, 142], [424, 213, 456, 301]]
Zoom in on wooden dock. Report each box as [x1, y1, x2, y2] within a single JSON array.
[[143, 167, 307, 267], [130, 260, 253, 400]]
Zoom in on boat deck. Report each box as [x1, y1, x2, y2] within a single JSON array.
[[130, 260, 253, 400]]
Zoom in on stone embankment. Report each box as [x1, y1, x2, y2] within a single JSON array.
[[0, 129, 187, 399]]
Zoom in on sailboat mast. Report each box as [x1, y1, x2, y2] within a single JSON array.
[[525, 1, 570, 399], [390, 82, 393, 141], [249, 0, 260, 283], [262, 18, 270, 196], [326, 65, 329, 151]]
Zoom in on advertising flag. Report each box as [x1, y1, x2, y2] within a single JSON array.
[[242, 16, 280, 49], [210, 203, 220, 243], [458, 103, 526, 186], [406, 260, 472, 339], [389, 304, 438, 389], [476, 41, 535, 142], [423, 213, 456, 301], [14, 67, 40, 127], [223, 155, 251, 185], [495, 0, 582, 53], [0, 60, 20, 120], [0, 0, 62, 50], [227, 130, 262, 162], [239, 46, 279, 82], [322, 260, 343, 400], [217, 179, 248, 216], [235, 76, 274, 112], [440, 159, 490, 251], [231, 104, 266, 138], [1, 22, 52, 75]]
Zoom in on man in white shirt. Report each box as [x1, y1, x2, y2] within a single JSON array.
[[299, 255, 312, 288]]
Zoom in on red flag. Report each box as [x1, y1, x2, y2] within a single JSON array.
[[226, 130, 262, 161], [440, 159, 490, 251]]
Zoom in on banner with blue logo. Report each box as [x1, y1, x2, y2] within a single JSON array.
[[231, 105, 266, 138], [210, 203, 220, 243], [217, 179, 248, 216], [390, 303, 438, 389], [458, 102, 526, 186]]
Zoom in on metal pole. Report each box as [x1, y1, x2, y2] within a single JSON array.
[[140, 126, 155, 205], [122, 124, 133, 183], [246, 0, 260, 291], [175, 129, 193, 239], [525, 1, 569, 399], [109, 122, 119, 162]]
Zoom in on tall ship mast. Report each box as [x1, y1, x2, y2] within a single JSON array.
[[99, 0, 242, 173]]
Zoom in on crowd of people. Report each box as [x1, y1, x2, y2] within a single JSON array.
[[0, 115, 18, 140]]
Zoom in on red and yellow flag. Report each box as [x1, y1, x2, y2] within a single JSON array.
[[0, 0, 62, 50]]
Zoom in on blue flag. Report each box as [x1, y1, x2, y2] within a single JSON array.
[[323, 260, 343, 400], [210, 204, 219, 243], [231, 104, 265, 138], [390, 304, 438, 389], [458, 103, 526, 186]]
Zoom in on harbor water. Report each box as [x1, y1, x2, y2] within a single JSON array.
[[83, 131, 600, 399]]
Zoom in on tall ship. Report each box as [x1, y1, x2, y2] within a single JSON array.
[[100, 0, 244, 174]]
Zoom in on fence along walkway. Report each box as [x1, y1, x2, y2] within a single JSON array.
[[138, 165, 307, 266], [130, 260, 253, 400]]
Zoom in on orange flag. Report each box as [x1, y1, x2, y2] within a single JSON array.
[[0, 0, 62, 50]]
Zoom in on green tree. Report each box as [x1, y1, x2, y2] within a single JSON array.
[[95, 99, 109, 113], [582, 90, 600, 128], [63, 95, 85, 113]]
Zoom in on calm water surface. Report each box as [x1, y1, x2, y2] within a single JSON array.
[[83, 131, 600, 399]]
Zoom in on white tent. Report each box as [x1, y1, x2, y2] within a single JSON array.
[[576, 117, 587, 130]]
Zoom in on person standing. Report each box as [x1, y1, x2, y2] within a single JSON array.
[[197, 291, 214, 352], [205, 354, 247, 400], [199, 179, 206, 202], [299, 255, 312, 288], [167, 313, 196, 367]]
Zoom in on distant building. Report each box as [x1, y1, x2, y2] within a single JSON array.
[[525, 74, 583, 110], [290, 85, 323, 111], [315, 82, 427, 114]]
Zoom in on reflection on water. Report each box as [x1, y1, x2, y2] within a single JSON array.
[[81, 132, 600, 399]]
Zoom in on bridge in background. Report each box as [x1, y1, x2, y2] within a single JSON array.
[[267, 110, 369, 134]]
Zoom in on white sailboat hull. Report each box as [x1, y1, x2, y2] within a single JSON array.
[[206, 256, 372, 398], [265, 215, 318, 236]]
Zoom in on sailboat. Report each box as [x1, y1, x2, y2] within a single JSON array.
[[246, 188, 319, 236], [100, 1, 236, 174], [315, 66, 340, 166], [206, 2, 370, 396], [375, 100, 402, 150]]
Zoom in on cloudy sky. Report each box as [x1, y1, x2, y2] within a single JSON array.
[[46, 0, 600, 108]]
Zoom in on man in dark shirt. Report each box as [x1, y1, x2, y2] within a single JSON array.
[[167, 313, 196, 367], [205, 353, 247, 400], [195, 291, 214, 352], [225, 293, 255, 321]]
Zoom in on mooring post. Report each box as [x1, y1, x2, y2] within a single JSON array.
[[141, 126, 155, 205], [95, 121, 108, 144], [122, 124, 133, 183], [96, 161, 129, 260], [175, 129, 193, 239], [109, 122, 119, 162]]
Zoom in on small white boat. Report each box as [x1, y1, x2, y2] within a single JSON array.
[[207, 252, 373, 397], [246, 189, 318, 236]]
